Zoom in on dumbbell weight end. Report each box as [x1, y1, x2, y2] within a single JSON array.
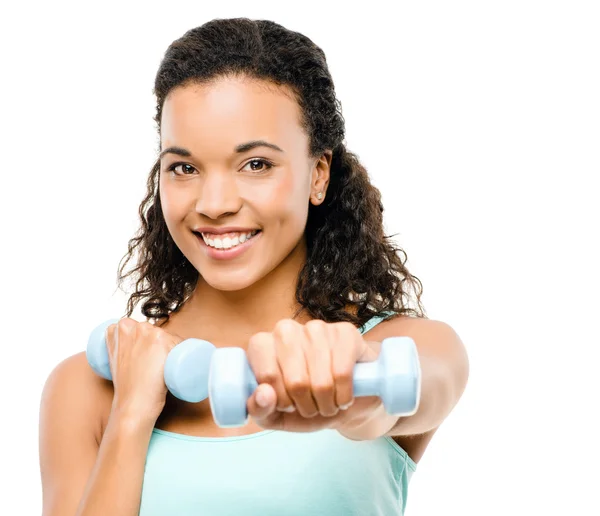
[[352, 336, 421, 416], [164, 338, 216, 403], [86, 319, 120, 381], [208, 347, 258, 428]]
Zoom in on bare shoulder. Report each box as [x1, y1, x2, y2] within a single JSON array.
[[364, 313, 458, 340], [39, 353, 116, 513], [41, 351, 114, 444]]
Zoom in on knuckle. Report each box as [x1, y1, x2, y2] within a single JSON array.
[[137, 321, 156, 336], [248, 332, 271, 353], [255, 369, 279, 386], [311, 382, 332, 396], [304, 322, 328, 344], [248, 331, 269, 346], [117, 318, 137, 334], [153, 326, 171, 340], [287, 379, 310, 396], [334, 369, 353, 385], [274, 318, 299, 336], [305, 319, 327, 332], [336, 321, 358, 337]]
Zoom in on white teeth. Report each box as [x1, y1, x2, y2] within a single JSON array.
[[201, 230, 258, 250]]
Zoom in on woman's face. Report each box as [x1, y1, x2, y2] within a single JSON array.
[[159, 76, 331, 292]]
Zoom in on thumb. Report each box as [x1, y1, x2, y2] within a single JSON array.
[[247, 383, 277, 423]]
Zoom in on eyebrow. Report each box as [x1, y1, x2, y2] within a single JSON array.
[[159, 140, 285, 160]]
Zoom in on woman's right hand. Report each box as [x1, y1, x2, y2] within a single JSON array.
[[105, 318, 183, 425]]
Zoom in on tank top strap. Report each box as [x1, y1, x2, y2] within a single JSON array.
[[357, 310, 397, 335]]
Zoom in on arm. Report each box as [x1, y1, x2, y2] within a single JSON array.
[[39, 352, 155, 516], [337, 318, 469, 440]]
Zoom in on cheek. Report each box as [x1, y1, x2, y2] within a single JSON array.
[[159, 179, 188, 221], [268, 170, 310, 217]]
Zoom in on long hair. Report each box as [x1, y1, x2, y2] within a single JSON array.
[[117, 18, 427, 326]]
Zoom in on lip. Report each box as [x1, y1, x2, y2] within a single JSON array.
[[194, 226, 259, 235], [195, 230, 261, 261]]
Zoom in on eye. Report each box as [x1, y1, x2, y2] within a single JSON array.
[[167, 162, 196, 176], [242, 158, 274, 174], [166, 159, 274, 176]]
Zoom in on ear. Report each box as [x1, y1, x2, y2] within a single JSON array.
[[310, 150, 332, 206]]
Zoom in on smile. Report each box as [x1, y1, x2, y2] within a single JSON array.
[[194, 230, 262, 260], [200, 229, 260, 250]]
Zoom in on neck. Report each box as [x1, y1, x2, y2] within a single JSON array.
[[164, 238, 313, 345]]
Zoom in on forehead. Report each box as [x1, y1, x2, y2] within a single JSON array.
[[160, 77, 305, 152]]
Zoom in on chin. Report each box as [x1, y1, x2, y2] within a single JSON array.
[[197, 267, 263, 292]]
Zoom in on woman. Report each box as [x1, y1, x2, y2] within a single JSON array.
[[39, 18, 469, 515]]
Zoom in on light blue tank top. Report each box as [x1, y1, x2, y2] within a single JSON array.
[[139, 314, 417, 515]]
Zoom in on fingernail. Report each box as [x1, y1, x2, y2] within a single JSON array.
[[339, 401, 354, 410], [278, 405, 296, 413], [256, 391, 269, 408]]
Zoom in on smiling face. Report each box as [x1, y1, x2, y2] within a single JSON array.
[[158, 76, 331, 292]]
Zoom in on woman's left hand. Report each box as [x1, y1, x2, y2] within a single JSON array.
[[246, 318, 383, 432]]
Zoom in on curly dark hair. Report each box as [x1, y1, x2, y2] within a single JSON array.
[[117, 17, 427, 327]]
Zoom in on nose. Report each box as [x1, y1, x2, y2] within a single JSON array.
[[195, 171, 242, 219]]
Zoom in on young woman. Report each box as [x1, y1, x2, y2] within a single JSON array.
[[39, 17, 469, 516]]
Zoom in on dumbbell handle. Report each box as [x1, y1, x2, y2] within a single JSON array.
[[353, 360, 392, 397], [241, 357, 401, 398]]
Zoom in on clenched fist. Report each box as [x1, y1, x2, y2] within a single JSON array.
[[105, 318, 184, 425], [245, 318, 382, 433]]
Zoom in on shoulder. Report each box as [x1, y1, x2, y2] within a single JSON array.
[[41, 351, 114, 444], [366, 313, 455, 336], [369, 314, 469, 397]]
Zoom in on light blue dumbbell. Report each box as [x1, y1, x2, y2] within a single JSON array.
[[86, 319, 216, 402], [208, 336, 421, 428]]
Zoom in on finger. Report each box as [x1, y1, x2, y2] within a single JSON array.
[[331, 322, 364, 410], [247, 388, 346, 432], [247, 383, 279, 424], [247, 332, 294, 412], [105, 323, 117, 378], [138, 321, 178, 351], [136, 320, 155, 340], [274, 319, 318, 418], [113, 324, 119, 377], [109, 318, 137, 378], [303, 320, 338, 417]]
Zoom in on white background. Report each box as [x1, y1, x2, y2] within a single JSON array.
[[0, 1, 598, 514]]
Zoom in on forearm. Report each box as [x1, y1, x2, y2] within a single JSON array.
[[338, 353, 453, 440], [76, 411, 154, 516]]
